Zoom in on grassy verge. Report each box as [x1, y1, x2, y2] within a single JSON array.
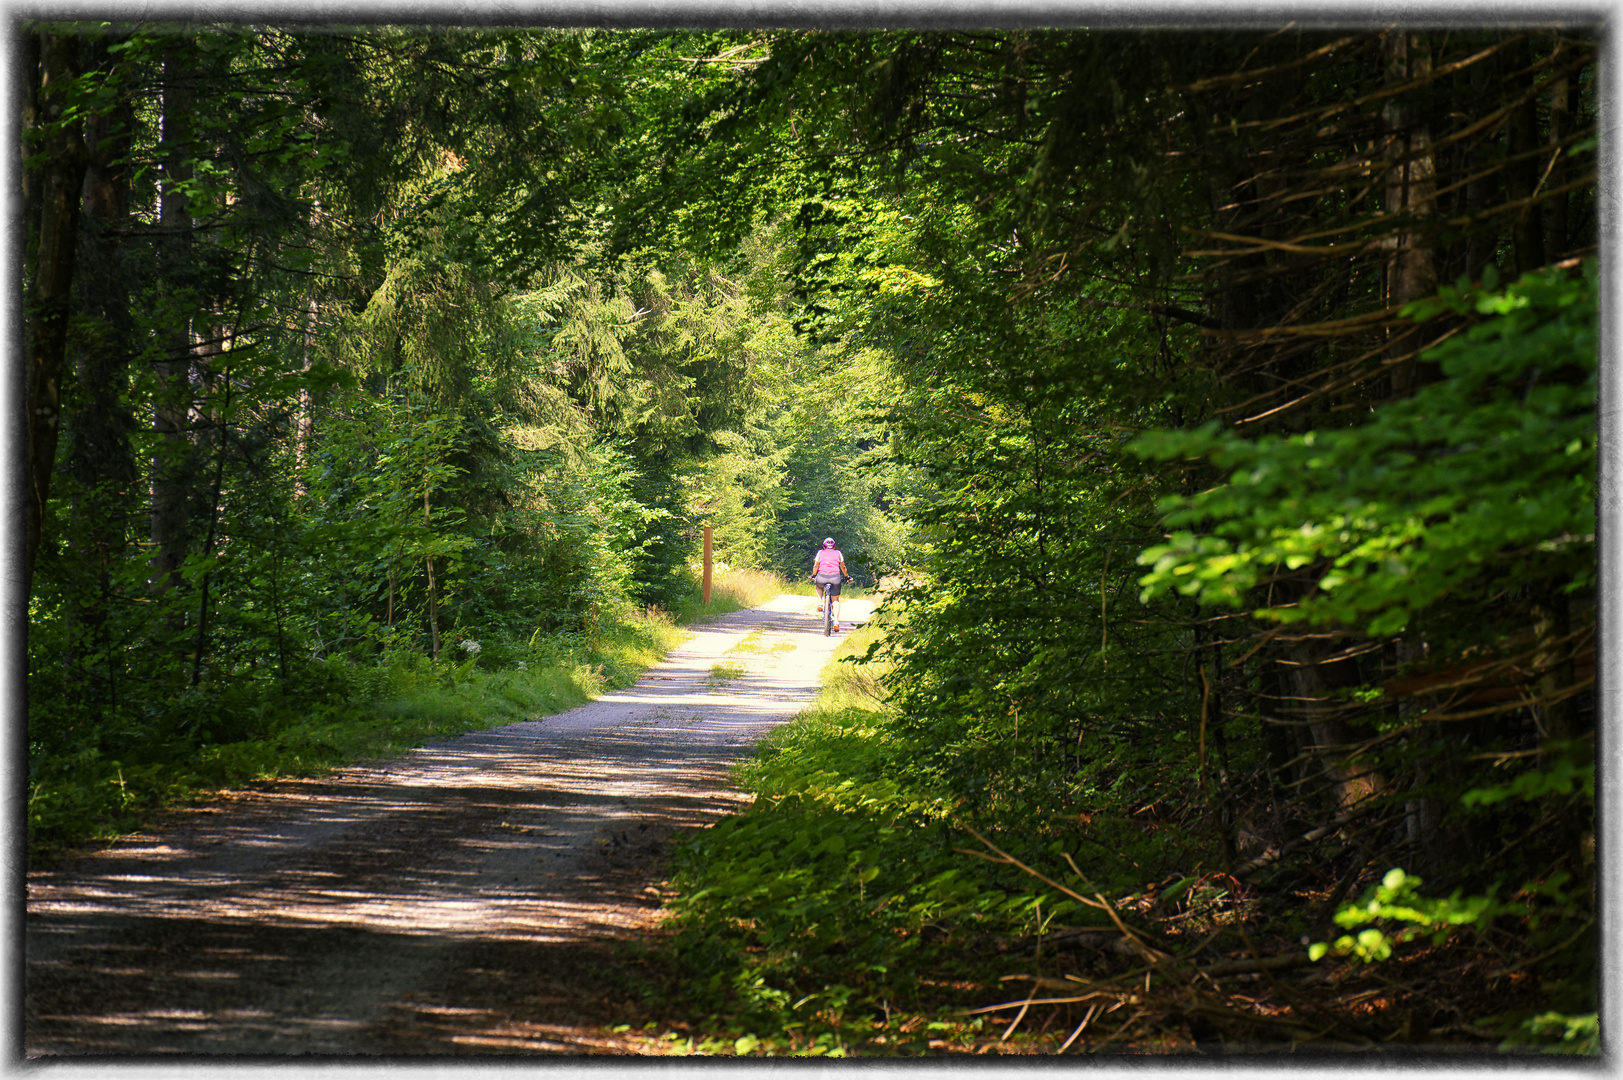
[[635, 608, 1075, 1058], [26, 612, 684, 863], [671, 567, 795, 621], [28, 568, 796, 863]]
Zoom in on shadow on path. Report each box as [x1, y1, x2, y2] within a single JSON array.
[[25, 595, 873, 1056]]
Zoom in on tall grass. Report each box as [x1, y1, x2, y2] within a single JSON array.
[[670, 567, 796, 622], [812, 615, 892, 710]]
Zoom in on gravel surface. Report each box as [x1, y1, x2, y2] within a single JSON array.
[[24, 594, 873, 1057]]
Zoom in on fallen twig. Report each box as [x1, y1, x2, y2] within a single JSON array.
[[1231, 803, 1378, 878], [1056, 1001, 1104, 1053]]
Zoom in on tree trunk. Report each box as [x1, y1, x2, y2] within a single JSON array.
[[1543, 50, 1578, 263], [1283, 642, 1384, 815], [23, 30, 88, 599], [1461, 48, 1498, 283], [1504, 37, 1546, 276], [65, 34, 139, 705], [1531, 587, 1592, 896], [1394, 636, 1444, 877], [20, 30, 41, 220], [294, 294, 318, 496], [191, 371, 233, 687], [1532, 589, 1578, 746], [149, 45, 196, 601], [425, 489, 441, 661], [1382, 30, 1438, 398]]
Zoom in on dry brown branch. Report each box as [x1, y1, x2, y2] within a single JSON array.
[[1092, 1006, 1151, 1049], [954, 826, 1109, 911], [1226, 326, 1457, 427], [1417, 677, 1593, 725], [998, 982, 1038, 1041], [1056, 1000, 1105, 1052], [1437, 172, 1597, 230], [1180, 36, 1364, 92], [1231, 805, 1371, 878], [1183, 228, 1383, 259], [1001, 947, 1318, 991], [1382, 622, 1594, 699], [1195, 305, 1402, 338], [967, 987, 1132, 1013]]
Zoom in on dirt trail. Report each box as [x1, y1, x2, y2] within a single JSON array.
[[24, 594, 873, 1056]]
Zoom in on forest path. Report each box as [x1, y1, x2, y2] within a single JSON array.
[[25, 593, 875, 1057]]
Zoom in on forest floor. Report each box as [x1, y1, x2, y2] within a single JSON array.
[[24, 594, 875, 1058]]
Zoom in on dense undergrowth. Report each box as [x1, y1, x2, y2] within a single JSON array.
[[640, 613, 1080, 1056], [639, 603, 1597, 1057], [26, 568, 783, 863]]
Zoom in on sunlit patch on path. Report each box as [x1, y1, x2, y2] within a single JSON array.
[[25, 595, 874, 1056]]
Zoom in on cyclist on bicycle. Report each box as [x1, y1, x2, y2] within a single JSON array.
[[809, 537, 849, 631]]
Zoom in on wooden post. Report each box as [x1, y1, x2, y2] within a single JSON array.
[[702, 525, 713, 605]]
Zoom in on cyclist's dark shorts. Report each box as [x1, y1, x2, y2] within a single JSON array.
[[823, 579, 842, 597]]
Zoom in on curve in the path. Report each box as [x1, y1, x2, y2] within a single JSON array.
[[24, 593, 872, 1056]]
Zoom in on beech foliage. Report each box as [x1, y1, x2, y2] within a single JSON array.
[[22, 22, 1597, 1050], [627, 27, 1597, 1050]]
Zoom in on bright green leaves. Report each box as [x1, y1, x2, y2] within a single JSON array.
[[1507, 1011, 1599, 1055], [1460, 748, 1595, 809], [1133, 265, 1597, 636], [782, 195, 935, 341], [1309, 868, 1506, 963], [1307, 858, 1594, 1054]]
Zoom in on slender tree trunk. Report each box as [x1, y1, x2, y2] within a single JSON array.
[[1284, 641, 1385, 815], [149, 45, 196, 602], [1504, 37, 1546, 276], [1532, 589, 1578, 746], [1258, 661, 1298, 832], [66, 36, 138, 706], [294, 292, 318, 496], [186, 283, 247, 687], [267, 525, 290, 691], [1395, 636, 1443, 877], [1461, 49, 1498, 283], [1530, 586, 1591, 896], [1543, 49, 1578, 263], [191, 368, 233, 687], [23, 31, 88, 599], [1195, 624, 1237, 865], [1382, 30, 1438, 397], [424, 489, 440, 660], [20, 31, 42, 233]]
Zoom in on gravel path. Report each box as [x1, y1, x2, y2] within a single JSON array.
[[24, 593, 873, 1057]]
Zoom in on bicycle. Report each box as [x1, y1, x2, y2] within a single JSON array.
[[810, 571, 849, 636]]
